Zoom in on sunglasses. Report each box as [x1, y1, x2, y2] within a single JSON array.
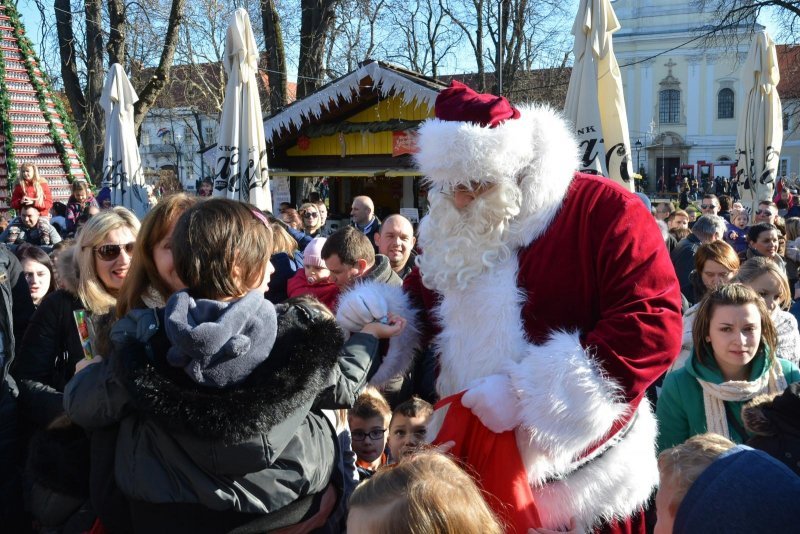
[[94, 242, 135, 261], [303, 212, 319, 219], [700, 204, 716, 210], [755, 209, 773, 216]]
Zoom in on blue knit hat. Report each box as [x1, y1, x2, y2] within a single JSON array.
[[674, 445, 800, 533]]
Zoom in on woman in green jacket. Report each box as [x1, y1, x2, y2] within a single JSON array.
[[657, 283, 800, 452]]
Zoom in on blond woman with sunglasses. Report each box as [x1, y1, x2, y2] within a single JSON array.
[[13, 207, 139, 429], [299, 202, 324, 237]]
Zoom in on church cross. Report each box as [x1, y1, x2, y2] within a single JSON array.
[[665, 58, 677, 75]]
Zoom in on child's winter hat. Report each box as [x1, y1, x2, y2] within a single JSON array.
[[303, 237, 327, 268]]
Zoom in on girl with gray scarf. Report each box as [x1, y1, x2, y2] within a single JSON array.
[[64, 199, 406, 533]]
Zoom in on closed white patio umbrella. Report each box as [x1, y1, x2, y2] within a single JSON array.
[[214, 8, 272, 211], [100, 63, 150, 219], [564, 0, 634, 191], [735, 30, 783, 210]]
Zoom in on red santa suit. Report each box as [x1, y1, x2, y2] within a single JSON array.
[[336, 83, 682, 533]]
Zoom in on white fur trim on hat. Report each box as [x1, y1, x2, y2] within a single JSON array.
[[414, 103, 580, 191]]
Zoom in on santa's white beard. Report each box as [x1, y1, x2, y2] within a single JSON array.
[[417, 182, 521, 293]]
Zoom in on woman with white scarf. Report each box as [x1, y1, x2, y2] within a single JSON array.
[[657, 283, 800, 451], [736, 257, 800, 366]]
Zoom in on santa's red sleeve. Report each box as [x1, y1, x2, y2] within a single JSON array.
[[508, 183, 682, 466]]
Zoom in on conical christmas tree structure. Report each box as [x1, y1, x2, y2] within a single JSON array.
[[0, 0, 87, 211]]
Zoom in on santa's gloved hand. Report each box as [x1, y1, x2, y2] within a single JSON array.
[[462, 374, 520, 433], [336, 289, 389, 332]]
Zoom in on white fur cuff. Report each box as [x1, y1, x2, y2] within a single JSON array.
[[335, 281, 421, 386], [509, 330, 627, 461]]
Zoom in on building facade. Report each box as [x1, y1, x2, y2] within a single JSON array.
[[138, 107, 218, 192], [612, 0, 800, 193]]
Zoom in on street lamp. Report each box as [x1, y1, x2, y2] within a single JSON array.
[[174, 132, 183, 187], [634, 139, 642, 174]]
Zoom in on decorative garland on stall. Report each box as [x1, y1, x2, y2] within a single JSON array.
[[4, 0, 87, 180], [303, 118, 423, 139], [0, 39, 18, 189]]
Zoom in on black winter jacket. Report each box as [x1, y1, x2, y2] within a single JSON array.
[[0, 245, 35, 385], [64, 300, 379, 531], [13, 288, 84, 428]]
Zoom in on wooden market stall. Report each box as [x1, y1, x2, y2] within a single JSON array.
[[264, 60, 447, 223]]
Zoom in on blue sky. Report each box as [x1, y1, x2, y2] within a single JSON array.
[[15, 0, 790, 85]]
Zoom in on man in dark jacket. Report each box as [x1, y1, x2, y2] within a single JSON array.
[[322, 227, 401, 290], [670, 214, 727, 304], [0, 245, 35, 529], [0, 205, 61, 247], [350, 196, 381, 253], [322, 227, 419, 406], [374, 215, 417, 280]]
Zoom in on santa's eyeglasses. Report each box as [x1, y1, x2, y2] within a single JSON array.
[[445, 181, 496, 196]]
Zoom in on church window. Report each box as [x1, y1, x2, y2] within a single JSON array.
[[659, 89, 680, 124], [717, 88, 734, 119]]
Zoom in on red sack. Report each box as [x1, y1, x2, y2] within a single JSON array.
[[433, 392, 541, 533]]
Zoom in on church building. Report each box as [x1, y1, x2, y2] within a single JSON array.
[[612, 0, 800, 192]]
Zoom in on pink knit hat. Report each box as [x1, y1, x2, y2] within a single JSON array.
[[303, 237, 327, 268]]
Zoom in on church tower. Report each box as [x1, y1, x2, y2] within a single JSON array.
[[0, 0, 87, 211]]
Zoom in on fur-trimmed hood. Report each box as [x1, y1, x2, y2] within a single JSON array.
[[112, 300, 344, 444], [743, 383, 800, 438]]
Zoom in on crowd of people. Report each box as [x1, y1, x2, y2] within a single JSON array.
[[2, 80, 800, 534], [0, 160, 444, 533]]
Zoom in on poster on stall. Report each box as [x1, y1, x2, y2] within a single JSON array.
[[271, 176, 291, 212]]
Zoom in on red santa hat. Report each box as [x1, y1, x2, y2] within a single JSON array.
[[415, 81, 578, 195], [434, 81, 520, 127]]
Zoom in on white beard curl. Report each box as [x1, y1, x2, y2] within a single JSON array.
[[417, 181, 522, 293]]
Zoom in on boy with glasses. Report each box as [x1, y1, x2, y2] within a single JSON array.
[[349, 388, 392, 479]]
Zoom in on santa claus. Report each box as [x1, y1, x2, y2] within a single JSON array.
[[337, 82, 682, 533]]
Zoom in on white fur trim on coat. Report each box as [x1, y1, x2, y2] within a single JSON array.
[[508, 330, 628, 476], [335, 280, 421, 386], [528, 401, 659, 531]]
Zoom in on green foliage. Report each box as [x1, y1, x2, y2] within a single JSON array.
[[0, 34, 18, 192]]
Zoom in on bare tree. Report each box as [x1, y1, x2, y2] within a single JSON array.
[[385, 0, 461, 77], [262, 0, 289, 111], [441, 0, 569, 95], [442, 0, 487, 90], [324, 0, 388, 77], [49, 0, 187, 182], [694, 0, 800, 44], [296, 0, 340, 97]]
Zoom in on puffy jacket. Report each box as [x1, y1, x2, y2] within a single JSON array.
[[64, 300, 379, 531]]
